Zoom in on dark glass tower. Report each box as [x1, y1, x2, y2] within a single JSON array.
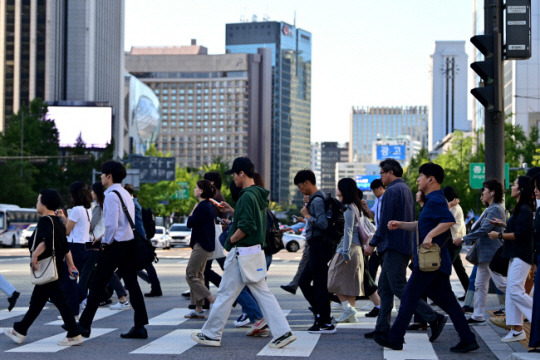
[[226, 21, 312, 204]]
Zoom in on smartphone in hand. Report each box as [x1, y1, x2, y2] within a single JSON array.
[[210, 198, 224, 208]]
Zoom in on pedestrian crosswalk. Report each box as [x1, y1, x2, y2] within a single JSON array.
[[0, 305, 494, 359]]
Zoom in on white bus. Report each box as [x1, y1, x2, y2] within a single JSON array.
[[0, 204, 39, 247]]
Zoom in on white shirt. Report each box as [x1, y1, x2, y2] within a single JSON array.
[[103, 184, 135, 244], [67, 206, 92, 244], [450, 205, 466, 239], [370, 194, 384, 228]]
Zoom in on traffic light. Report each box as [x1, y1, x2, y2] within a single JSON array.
[[470, 30, 502, 112]]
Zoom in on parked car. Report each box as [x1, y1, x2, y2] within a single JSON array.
[[19, 223, 37, 247], [151, 226, 171, 249], [168, 223, 191, 247], [282, 233, 306, 252]]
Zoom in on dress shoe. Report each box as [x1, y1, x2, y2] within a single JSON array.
[[365, 307, 380, 317], [7, 291, 20, 312], [364, 330, 387, 339], [450, 341, 479, 353], [120, 326, 148, 339], [144, 291, 163, 297], [374, 334, 403, 350], [280, 284, 296, 295], [457, 295, 466, 301], [407, 322, 428, 331], [429, 314, 447, 342]]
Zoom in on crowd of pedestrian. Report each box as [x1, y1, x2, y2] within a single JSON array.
[[2, 156, 540, 355]]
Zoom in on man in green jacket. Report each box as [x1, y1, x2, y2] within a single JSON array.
[[192, 157, 296, 349]]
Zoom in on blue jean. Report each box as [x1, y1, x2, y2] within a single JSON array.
[[388, 268, 477, 346], [236, 253, 273, 322], [0, 273, 15, 297]]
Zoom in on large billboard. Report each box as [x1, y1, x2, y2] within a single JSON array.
[[355, 175, 380, 192], [46, 106, 112, 148], [376, 144, 406, 161]]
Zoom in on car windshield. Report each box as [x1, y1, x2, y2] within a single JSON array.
[[170, 225, 189, 232], [28, 225, 36, 231], [155, 228, 164, 234]]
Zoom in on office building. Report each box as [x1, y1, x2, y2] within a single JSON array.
[[0, 1, 126, 158], [319, 142, 340, 196], [125, 43, 272, 185], [311, 142, 322, 184], [429, 41, 469, 151], [350, 106, 428, 163], [226, 21, 312, 204]]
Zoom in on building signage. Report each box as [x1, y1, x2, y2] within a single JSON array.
[[354, 175, 380, 192], [469, 163, 510, 189], [376, 145, 406, 161]]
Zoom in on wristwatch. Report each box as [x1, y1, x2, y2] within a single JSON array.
[[498, 232, 503, 239]]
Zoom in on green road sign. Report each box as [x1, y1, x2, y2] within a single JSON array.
[[469, 163, 510, 189], [171, 189, 189, 200]]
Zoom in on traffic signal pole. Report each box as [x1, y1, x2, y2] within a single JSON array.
[[483, 0, 505, 186]]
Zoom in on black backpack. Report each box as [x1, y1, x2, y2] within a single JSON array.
[[264, 208, 284, 255], [141, 207, 156, 240], [308, 193, 345, 249]]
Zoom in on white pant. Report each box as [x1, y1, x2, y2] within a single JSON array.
[[491, 257, 533, 326], [0, 273, 15, 297], [201, 250, 291, 340], [472, 263, 492, 321]]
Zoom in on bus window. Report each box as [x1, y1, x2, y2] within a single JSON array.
[[0, 213, 4, 229]]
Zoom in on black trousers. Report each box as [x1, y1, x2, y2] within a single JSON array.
[[299, 237, 333, 324], [79, 240, 148, 329], [448, 242, 469, 291], [14, 279, 80, 338], [137, 263, 162, 293]]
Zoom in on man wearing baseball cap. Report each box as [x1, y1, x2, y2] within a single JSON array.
[[191, 157, 296, 349]]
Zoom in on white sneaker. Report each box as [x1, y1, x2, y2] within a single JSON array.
[[110, 301, 130, 310], [58, 335, 83, 346], [336, 307, 357, 323], [4, 328, 25, 344], [501, 329, 526, 343]]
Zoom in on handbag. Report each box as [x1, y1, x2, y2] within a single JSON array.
[[465, 242, 479, 265], [113, 191, 157, 271], [352, 205, 368, 245], [489, 246, 509, 276], [235, 245, 267, 283], [416, 226, 449, 272], [211, 223, 226, 260], [30, 216, 59, 285]]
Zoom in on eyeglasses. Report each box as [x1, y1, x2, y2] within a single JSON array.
[[379, 171, 387, 175]]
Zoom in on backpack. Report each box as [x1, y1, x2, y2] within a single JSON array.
[[308, 193, 345, 249], [265, 208, 284, 255], [141, 208, 156, 240]]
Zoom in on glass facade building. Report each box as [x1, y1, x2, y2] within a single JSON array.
[[226, 21, 312, 204], [350, 106, 428, 163]]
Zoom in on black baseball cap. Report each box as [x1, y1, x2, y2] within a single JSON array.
[[225, 157, 255, 177]]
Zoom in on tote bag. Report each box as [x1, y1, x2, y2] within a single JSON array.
[[211, 223, 226, 260], [30, 216, 59, 285]]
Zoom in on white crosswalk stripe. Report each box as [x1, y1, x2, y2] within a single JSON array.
[[0, 307, 36, 322], [148, 308, 192, 326], [384, 332, 437, 360], [131, 329, 196, 355], [3, 328, 116, 353], [257, 331, 318, 357], [46, 308, 118, 326]]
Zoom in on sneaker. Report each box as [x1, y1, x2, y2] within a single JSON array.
[[58, 335, 83, 346], [110, 301, 130, 310], [493, 308, 505, 316], [467, 317, 486, 325], [374, 334, 403, 350], [234, 313, 250, 328], [250, 327, 270, 337], [365, 307, 380, 317], [501, 330, 526, 343], [337, 307, 357, 323], [269, 331, 297, 348], [450, 341, 480, 353], [246, 318, 267, 336], [308, 322, 337, 334], [99, 299, 112, 306], [184, 310, 205, 319], [4, 328, 25, 344], [181, 291, 190, 299], [191, 332, 221, 347]]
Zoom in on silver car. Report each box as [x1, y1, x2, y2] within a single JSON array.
[[19, 223, 37, 247], [151, 226, 171, 249], [168, 223, 191, 247]]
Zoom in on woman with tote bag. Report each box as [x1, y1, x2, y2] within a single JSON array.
[[3, 189, 82, 346]]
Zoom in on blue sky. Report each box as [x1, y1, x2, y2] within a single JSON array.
[[125, 0, 474, 143]]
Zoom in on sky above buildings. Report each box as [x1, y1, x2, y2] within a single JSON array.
[[124, 0, 473, 144]]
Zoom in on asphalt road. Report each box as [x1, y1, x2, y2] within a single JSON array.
[[0, 247, 530, 359]]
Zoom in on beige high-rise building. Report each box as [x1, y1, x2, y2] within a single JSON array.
[[125, 42, 272, 186]]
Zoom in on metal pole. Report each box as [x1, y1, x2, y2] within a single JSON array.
[[20, 111, 24, 177], [483, 0, 505, 186]]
